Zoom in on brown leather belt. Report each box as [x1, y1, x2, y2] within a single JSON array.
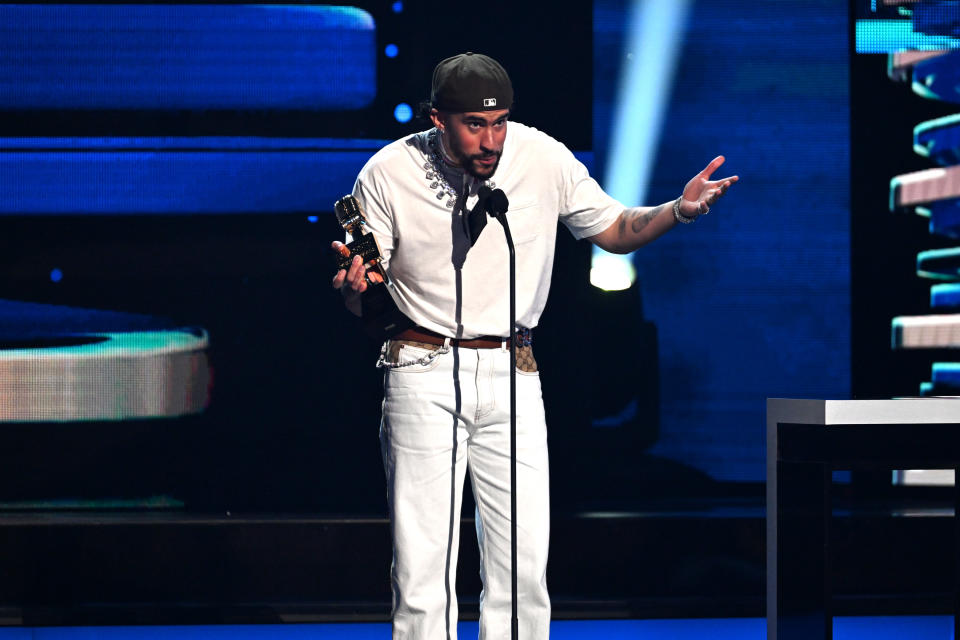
[[392, 326, 506, 349]]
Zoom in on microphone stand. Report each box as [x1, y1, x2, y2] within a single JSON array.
[[492, 207, 518, 640]]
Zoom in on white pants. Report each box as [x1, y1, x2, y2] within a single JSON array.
[[380, 342, 551, 640]]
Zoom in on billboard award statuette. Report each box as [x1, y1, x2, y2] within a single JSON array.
[[333, 195, 413, 340]]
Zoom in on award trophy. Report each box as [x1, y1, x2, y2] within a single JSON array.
[[333, 195, 412, 339]]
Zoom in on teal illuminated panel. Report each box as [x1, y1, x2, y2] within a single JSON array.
[[857, 19, 960, 52], [932, 362, 960, 386], [918, 247, 960, 280], [915, 114, 960, 165]]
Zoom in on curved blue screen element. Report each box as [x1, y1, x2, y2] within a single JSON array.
[[931, 282, 960, 308], [0, 4, 376, 109], [0, 138, 391, 214], [910, 52, 960, 104], [932, 362, 960, 386], [925, 200, 960, 238], [915, 114, 960, 166]]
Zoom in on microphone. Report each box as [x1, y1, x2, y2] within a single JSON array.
[[465, 187, 510, 247], [466, 185, 492, 247], [486, 189, 509, 218]]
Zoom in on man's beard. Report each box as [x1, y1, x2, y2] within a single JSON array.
[[463, 152, 502, 179], [447, 136, 502, 180]]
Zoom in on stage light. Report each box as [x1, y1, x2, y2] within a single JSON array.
[[385, 43, 398, 58], [589, 253, 636, 292], [392, 1, 403, 13], [590, 252, 635, 291], [50, 268, 63, 283], [307, 215, 318, 223], [591, 0, 691, 291], [394, 103, 413, 123]]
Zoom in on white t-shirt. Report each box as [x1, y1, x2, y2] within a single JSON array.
[[352, 121, 623, 339]]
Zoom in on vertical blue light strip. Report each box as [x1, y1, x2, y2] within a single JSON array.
[[605, 0, 691, 205], [592, 0, 692, 290]]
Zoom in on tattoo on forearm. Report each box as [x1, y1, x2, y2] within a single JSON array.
[[619, 204, 665, 238], [632, 204, 663, 233]]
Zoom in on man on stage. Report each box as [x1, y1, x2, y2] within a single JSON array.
[[332, 52, 736, 639]]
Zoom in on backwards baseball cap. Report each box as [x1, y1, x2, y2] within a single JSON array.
[[430, 52, 513, 113]]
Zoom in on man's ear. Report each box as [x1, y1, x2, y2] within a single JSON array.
[[429, 109, 444, 131]]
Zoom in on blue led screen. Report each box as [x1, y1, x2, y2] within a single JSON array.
[[856, 0, 960, 52], [0, 138, 389, 214], [593, 0, 850, 482], [0, 5, 376, 109]]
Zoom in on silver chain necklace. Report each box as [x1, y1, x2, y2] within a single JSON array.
[[424, 130, 495, 208]]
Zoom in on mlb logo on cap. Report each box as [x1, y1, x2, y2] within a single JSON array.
[[483, 98, 497, 107]]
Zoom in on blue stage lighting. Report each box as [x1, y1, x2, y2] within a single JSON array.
[[385, 43, 399, 58], [392, 1, 403, 13], [0, 617, 948, 639], [394, 103, 413, 123], [592, 0, 691, 291], [605, 0, 691, 209], [307, 215, 318, 223], [50, 268, 63, 283]]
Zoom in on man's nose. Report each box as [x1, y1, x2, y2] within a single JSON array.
[[481, 127, 495, 150]]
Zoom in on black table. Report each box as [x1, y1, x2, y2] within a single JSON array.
[[767, 398, 960, 640]]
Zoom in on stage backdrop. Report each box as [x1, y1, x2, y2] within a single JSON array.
[[592, 0, 850, 485], [0, 0, 849, 513]]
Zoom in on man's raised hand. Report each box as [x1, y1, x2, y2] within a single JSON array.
[[680, 155, 739, 217]]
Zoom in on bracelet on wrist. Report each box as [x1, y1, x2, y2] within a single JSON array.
[[673, 196, 696, 224]]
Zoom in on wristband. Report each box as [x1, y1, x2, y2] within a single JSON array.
[[673, 196, 696, 224]]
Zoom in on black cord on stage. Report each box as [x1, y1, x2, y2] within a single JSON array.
[[494, 207, 519, 640]]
